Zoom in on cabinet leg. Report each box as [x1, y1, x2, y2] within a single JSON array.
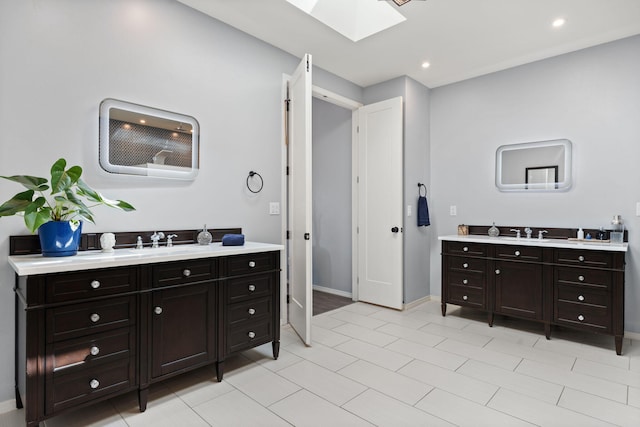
[[138, 387, 148, 412], [441, 302, 446, 317], [488, 312, 494, 327], [272, 340, 280, 359], [216, 361, 224, 382], [615, 335, 623, 355], [544, 323, 551, 340]]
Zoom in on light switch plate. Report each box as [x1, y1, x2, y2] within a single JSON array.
[[450, 205, 457, 216], [269, 202, 280, 215], [407, 205, 412, 217]]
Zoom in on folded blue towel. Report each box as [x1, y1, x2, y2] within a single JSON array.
[[222, 233, 245, 246], [417, 196, 430, 227]]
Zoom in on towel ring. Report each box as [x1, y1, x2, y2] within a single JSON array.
[[418, 183, 427, 197], [247, 171, 264, 193]]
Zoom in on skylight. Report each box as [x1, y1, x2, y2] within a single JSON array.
[[286, 0, 407, 42]]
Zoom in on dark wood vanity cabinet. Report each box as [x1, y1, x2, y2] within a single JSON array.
[[441, 240, 625, 354], [14, 249, 280, 427]]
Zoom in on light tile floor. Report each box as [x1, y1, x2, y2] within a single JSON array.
[[2, 300, 640, 426]]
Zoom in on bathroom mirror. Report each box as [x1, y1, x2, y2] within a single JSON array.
[[496, 139, 572, 192], [99, 99, 199, 180]]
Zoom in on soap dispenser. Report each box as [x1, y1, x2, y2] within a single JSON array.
[[197, 224, 213, 245], [577, 227, 584, 240]]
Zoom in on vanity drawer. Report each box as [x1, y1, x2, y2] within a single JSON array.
[[555, 249, 612, 268], [556, 284, 609, 308], [47, 296, 136, 343], [226, 318, 274, 354], [495, 245, 542, 262], [47, 358, 134, 415], [556, 267, 610, 289], [446, 257, 486, 274], [447, 270, 485, 289], [46, 267, 137, 303], [447, 285, 485, 309], [228, 296, 272, 326], [555, 301, 610, 333], [444, 241, 487, 257], [224, 252, 277, 277], [153, 259, 216, 287], [226, 274, 273, 303]]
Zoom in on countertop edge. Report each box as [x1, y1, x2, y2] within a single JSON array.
[[438, 235, 628, 252]]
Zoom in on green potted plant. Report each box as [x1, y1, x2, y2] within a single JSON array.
[[0, 158, 135, 256]]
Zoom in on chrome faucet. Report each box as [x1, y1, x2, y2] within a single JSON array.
[[166, 234, 177, 247], [525, 227, 533, 239], [150, 231, 165, 248], [538, 230, 548, 239], [510, 228, 521, 239]]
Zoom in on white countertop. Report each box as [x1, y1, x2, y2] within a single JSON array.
[[438, 235, 628, 252], [8, 242, 284, 276]]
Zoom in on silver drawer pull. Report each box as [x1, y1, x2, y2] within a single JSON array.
[[578, 314, 585, 321], [495, 269, 501, 275], [90, 346, 100, 356], [182, 269, 191, 277], [462, 263, 469, 269], [463, 246, 469, 252], [249, 261, 256, 268], [462, 295, 468, 301], [462, 279, 468, 285], [514, 250, 520, 256], [154, 306, 163, 315], [248, 331, 256, 339], [578, 295, 585, 302], [248, 284, 256, 292], [90, 280, 101, 289], [90, 313, 100, 323], [90, 379, 100, 389], [248, 308, 256, 315], [578, 255, 585, 262], [578, 275, 585, 282]]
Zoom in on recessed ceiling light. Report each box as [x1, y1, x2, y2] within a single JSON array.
[[552, 18, 566, 28], [421, 61, 430, 69], [139, 119, 146, 124]]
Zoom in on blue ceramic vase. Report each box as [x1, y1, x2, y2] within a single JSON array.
[[38, 220, 83, 257]]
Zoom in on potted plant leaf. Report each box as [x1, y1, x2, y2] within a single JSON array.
[[0, 158, 135, 256]]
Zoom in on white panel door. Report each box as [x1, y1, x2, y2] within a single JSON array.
[[357, 96, 403, 309], [288, 54, 313, 345]]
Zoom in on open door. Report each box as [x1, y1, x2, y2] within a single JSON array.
[[356, 97, 403, 309], [287, 54, 313, 345]]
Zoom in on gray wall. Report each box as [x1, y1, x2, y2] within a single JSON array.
[[430, 35, 640, 333], [364, 77, 432, 304], [312, 98, 352, 294], [0, 0, 362, 404]]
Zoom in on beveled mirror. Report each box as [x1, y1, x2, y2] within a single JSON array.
[[99, 99, 199, 180], [496, 139, 572, 192]]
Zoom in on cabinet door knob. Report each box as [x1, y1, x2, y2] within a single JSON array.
[[249, 261, 256, 268], [90, 379, 100, 389], [463, 246, 469, 252], [90, 313, 100, 323], [90, 280, 101, 289], [514, 250, 520, 256], [90, 346, 100, 356], [578, 275, 585, 282], [248, 308, 256, 315], [578, 295, 585, 302], [462, 279, 468, 285], [495, 269, 501, 275], [248, 284, 256, 292], [462, 263, 469, 269], [154, 306, 163, 315], [578, 255, 585, 262], [248, 331, 256, 339], [462, 295, 468, 301], [578, 314, 585, 321], [182, 269, 191, 277]]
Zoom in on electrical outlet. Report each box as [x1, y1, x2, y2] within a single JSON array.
[[269, 202, 280, 215], [450, 205, 457, 216]]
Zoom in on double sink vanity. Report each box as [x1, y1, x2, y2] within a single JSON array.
[[9, 230, 282, 427], [440, 225, 627, 355]]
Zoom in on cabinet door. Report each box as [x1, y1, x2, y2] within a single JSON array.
[[494, 261, 543, 320], [151, 283, 216, 378]]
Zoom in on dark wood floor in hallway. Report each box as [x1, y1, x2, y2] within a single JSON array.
[[313, 290, 353, 316]]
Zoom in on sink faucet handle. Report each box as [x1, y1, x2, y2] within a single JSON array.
[[510, 228, 521, 239], [166, 234, 177, 247], [538, 230, 548, 239]]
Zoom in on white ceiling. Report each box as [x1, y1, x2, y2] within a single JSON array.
[[176, 0, 640, 88]]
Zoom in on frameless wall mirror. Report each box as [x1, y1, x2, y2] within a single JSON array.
[[496, 139, 572, 192], [99, 99, 199, 180]]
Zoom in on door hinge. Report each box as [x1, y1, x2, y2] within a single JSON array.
[[306, 58, 310, 72], [357, 226, 359, 234], [304, 233, 310, 240], [287, 294, 290, 304], [285, 98, 290, 111], [357, 125, 359, 133], [286, 230, 291, 240], [286, 166, 290, 175]]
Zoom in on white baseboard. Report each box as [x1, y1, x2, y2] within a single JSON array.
[[0, 398, 17, 415], [403, 295, 432, 311], [312, 284, 352, 299]]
